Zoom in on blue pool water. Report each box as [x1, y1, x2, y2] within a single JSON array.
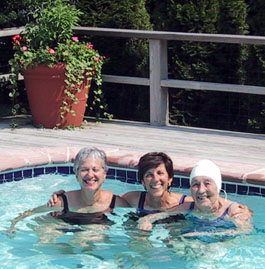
[[1, 173, 265, 268]]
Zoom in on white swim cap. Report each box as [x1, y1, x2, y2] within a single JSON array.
[[189, 159, 222, 192]]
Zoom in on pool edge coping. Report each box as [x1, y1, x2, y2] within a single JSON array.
[[0, 146, 264, 187]]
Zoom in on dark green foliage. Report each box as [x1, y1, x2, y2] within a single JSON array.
[[243, 0, 265, 131], [149, 0, 253, 132], [0, 0, 42, 113], [76, 0, 152, 121], [76, 0, 151, 77], [0, 0, 42, 27]]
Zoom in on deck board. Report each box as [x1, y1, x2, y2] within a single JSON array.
[[0, 117, 264, 166]]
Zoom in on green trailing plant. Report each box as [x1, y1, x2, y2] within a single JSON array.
[[8, 0, 112, 128]]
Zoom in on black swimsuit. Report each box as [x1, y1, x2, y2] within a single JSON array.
[[53, 193, 116, 225], [136, 191, 187, 214]]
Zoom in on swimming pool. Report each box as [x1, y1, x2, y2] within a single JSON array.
[[1, 166, 265, 269]]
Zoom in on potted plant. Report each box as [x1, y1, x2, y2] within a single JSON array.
[[9, 0, 109, 128]]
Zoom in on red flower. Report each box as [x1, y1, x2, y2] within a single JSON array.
[[94, 57, 99, 62], [72, 36, 79, 42], [87, 44, 94, 49], [13, 35, 22, 45], [48, 48, 56, 54], [22, 46, 28, 51]]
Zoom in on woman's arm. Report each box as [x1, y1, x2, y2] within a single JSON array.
[[119, 191, 141, 208], [137, 212, 171, 231], [137, 204, 188, 231], [47, 189, 65, 207], [8, 195, 64, 236], [182, 220, 253, 238], [115, 195, 131, 208], [7, 205, 53, 236]]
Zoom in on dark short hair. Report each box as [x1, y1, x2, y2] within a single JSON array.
[[138, 152, 174, 181]]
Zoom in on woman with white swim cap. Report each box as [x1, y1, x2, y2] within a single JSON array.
[[138, 159, 253, 236]]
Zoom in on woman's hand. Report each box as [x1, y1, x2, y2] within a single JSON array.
[[230, 203, 253, 221], [137, 212, 168, 231], [47, 190, 65, 207], [137, 220, 153, 231]]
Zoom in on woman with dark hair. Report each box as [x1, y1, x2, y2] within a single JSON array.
[[120, 152, 193, 215]]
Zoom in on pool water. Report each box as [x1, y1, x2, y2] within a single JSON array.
[[0, 174, 265, 269]]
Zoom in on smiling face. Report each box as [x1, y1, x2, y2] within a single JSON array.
[[76, 158, 106, 192], [142, 163, 173, 197], [190, 176, 219, 210]]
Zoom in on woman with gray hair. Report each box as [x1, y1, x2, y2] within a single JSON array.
[[48, 146, 129, 225], [8, 147, 129, 234]]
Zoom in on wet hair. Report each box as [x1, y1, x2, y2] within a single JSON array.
[[73, 147, 108, 174], [138, 152, 174, 181]]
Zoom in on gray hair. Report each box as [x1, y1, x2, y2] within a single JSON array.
[[73, 147, 108, 174]]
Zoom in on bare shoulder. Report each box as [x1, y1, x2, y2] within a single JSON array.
[[100, 189, 115, 202], [64, 190, 83, 208], [228, 201, 240, 213], [115, 195, 130, 207], [170, 192, 193, 201], [183, 195, 193, 202], [120, 191, 142, 207], [168, 192, 193, 206], [101, 189, 114, 196], [167, 201, 191, 213]]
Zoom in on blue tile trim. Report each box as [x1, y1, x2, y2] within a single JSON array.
[[45, 167, 57, 174], [107, 168, 115, 180], [238, 185, 248, 195], [23, 169, 33, 178], [34, 167, 44, 177], [172, 177, 180, 188], [261, 188, 265, 197], [58, 166, 71, 175], [5, 172, 13, 182], [225, 183, 237, 194], [0, 173, 3, 184], [0, 164, 265, 197]]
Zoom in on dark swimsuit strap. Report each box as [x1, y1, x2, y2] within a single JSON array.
[[179, 194, 187, 205], [188, 201, 195, 213], [109, 194, 116, 209], [137, 191, 146, 211], [59, 193, 69, 213], [218, 202, 235, 219]]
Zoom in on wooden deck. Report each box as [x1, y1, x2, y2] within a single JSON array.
[[0, 117, 264, 163], [0, 116, 265, 185], [0, 116, 264, 164]]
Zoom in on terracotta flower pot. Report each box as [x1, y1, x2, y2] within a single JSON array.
[[23, 63, 91, 128]]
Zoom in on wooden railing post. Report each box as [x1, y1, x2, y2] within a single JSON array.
[[149, 39, 168, 126]]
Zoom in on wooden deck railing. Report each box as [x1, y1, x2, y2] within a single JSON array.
[[1, 26, 265, 126]]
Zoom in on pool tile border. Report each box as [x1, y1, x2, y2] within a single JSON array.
[[1, 162, 265, 197], [0, 146, 265, 197]]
